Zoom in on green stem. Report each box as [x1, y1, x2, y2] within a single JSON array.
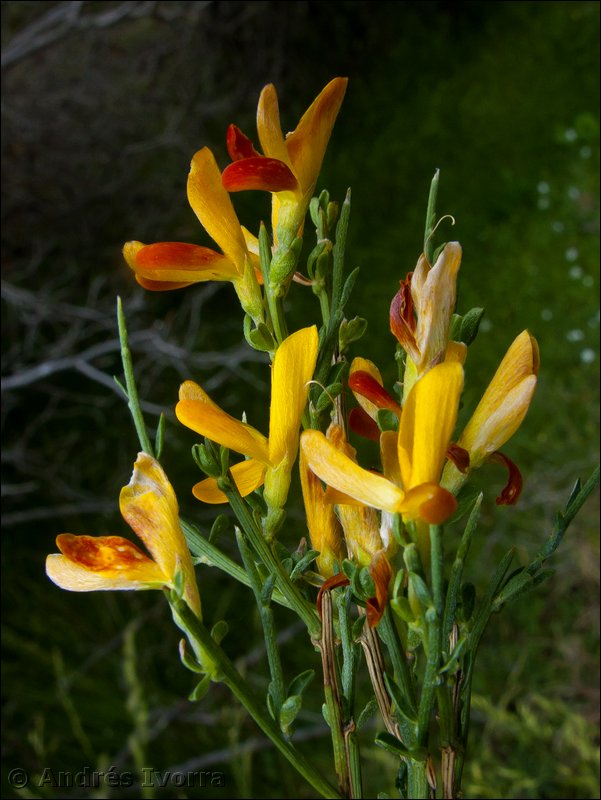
[[116, 297, 154, 456], [331, 189, 351, 313], [406, 759, 429, 799], [336, 589, 363, 799], [236, 528, 286, 718], [222, 476, 321, 637], [378, 608, 418, 716], [172, 598, 341, 799]]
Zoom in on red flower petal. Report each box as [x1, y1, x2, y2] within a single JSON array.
[[489, 451, 523, 505], [348, 371, 401, 415], [222, 157, 298, 193], [366, 552, 392, 627], [390, 273, 418, 358], [349, 407, 381, 442], [446, 442, 470, 473], [226, 124, 261, 161]]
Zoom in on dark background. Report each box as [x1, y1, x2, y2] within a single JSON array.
[[2, 2, 599, 797]]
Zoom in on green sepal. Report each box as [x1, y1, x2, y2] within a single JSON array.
[[403, 544, 423, 575], [392, 515, 411, 547], [449, 313, 463, 341], [459, 307, 485, 345], [270, 237, 303, 285], [188, 672, 212, 702], [377, 408, 399, 432], [279, 694, 303, 736], [210, 620, 229, 645], [245, 318, 277, 352], [192, 442, 221, 478]]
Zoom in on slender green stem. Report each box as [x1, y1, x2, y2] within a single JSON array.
[[406, 759, 429, 799], [236, 528, 286, 718], [430, 524, 445, 619], [221, 476, 321, 637], [172, 598, 341, 799], [116, 297, 154, 456], [378, 608, 417, 716]]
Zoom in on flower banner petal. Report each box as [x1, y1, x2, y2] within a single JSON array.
[[46, 552, 166, 592], [187, 147, 248, 273], [222, 157, 298, 193], [268, 326, 318, 466]]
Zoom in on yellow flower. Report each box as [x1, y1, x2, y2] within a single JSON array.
[[124, 148, 263, 321], [302, 362, 464, 525], [443, 330, 539, 503], [176, 326, 318, 509], [222, 78, 348, 245], [45, 453, 201, 616], [390, 243, 465, 393]]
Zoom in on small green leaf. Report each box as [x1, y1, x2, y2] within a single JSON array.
[[279, 695, 303, 735], [260, 574, 276, 606], [459, 307, 485, 345], [359, 567, 376, 598], [376, 408, 399, 432], [340, 267, 360, 309], [375, 731, 426, 760], [459, 582, 476, 622], [154, 413, 166, 460], [188, 673, 212, 702], [339, 316, 368, 351], [209, 514, 230, 544], [288, 669, 315, 699], [290, 550, 319, 581], [351, 615, 366, 639], [357, 698, 378, 730], [246, 321, 277, 352], [383, 672, 418, 725], [391, 596, 415, 624], [210, 620, 229, 645]]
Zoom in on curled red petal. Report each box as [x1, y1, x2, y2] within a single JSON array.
[[226, 124, 261, 161], [446, 442, 470, 473], [316, 572, 350, 618], [222, 157, 298, 193], [390, 273, 419, 358], [489, 451, 523, 505], [349, 407, 381, 442], [348, 371, 401, 415], [366, 552, 392, 628]]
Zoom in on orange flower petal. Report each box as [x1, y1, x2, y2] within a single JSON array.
[[54, 534, 166, 581], [226, 124, 261, 160], [125, 241, 238, 284]]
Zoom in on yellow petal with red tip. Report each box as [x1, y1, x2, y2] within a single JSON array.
[[48, 534, 167, 588], [398, 362, 464, 488], [176, 398, 269, 463], [119, 453, 200, 615], [257, 84, 291, 166], [268, 326, 318, 466], [187, 147, 248, 273], [349, 358, 384, 420], [285, 77, 348, 196], [192, 459, 267, 504], [301, 430, 406, 513]]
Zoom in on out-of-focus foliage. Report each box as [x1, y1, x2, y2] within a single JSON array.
[[2, 2, 599, 798]]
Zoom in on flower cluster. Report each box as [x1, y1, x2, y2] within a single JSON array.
[[48, 77, 538, 632]]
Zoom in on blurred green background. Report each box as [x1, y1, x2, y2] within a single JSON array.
[[2, 2, 599, 798]]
